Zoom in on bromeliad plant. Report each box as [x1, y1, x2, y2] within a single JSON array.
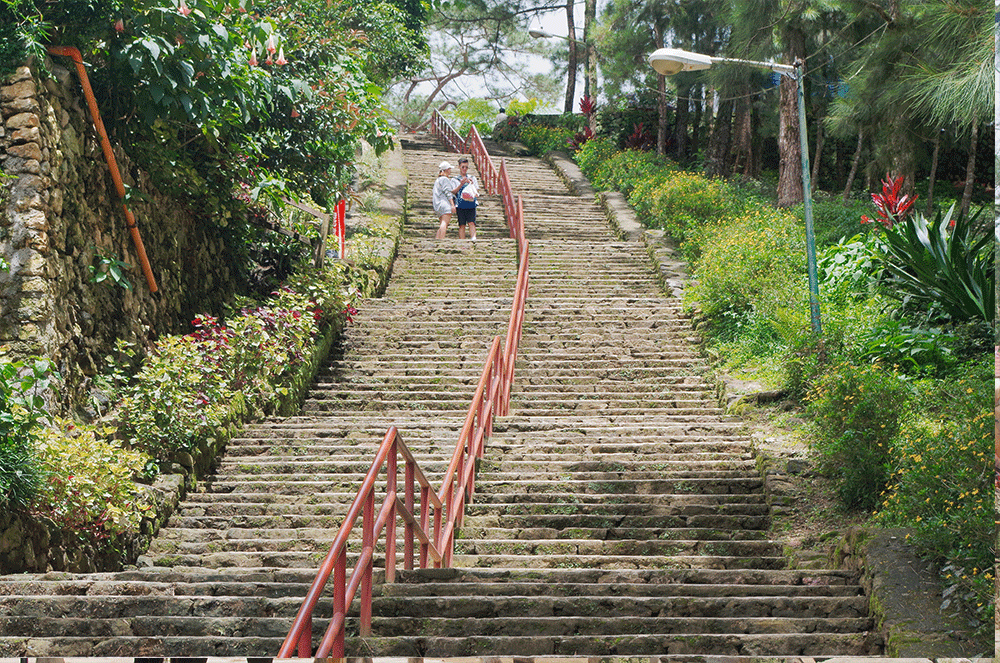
[[863, 175, 994, 323]]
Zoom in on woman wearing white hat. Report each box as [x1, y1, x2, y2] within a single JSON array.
[[433, 161, 457, 239]]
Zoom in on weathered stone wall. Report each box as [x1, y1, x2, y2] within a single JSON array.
[[1, 60, 242, 415]]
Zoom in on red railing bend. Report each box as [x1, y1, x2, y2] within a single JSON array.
[[279, 112, 532, 658], [277, 427, 444, 658]]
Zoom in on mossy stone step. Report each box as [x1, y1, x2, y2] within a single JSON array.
[[342, 632, 873, 658]]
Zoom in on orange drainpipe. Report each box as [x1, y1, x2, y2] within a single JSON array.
[[46, 46, 158, 293]]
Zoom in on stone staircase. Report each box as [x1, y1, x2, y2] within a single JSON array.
[[349, 143, 878, 657], [0, 133, 878, 658]]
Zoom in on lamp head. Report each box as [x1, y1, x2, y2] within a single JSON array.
[[647, 48, 714, 75]]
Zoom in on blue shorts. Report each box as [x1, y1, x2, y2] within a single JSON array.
[[456, 207, 476, 226]]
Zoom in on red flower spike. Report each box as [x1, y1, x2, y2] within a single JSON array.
[[862, 174, 917, 229]]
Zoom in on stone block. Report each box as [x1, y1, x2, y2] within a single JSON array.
[[10, 126, 41, 143], [6, 111, 39, 129], [1, 78, 37, 101], [6, 141, 43, 161]]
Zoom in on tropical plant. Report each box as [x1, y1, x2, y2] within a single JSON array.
[[876, 203, 993, 323]]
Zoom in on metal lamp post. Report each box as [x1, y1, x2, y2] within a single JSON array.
[[647, 48, 822, 335]]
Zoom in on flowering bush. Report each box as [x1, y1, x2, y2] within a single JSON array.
[[118, 275, 337, 458], [806, 361, 909, 511], [688, 207, 805, 319], [629, 170, 733, 253], [876, 360, 993, 632]]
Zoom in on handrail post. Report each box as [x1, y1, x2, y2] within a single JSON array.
[[331, 550, 346, 656], [404, 459, 415, 570], [360, 491, 375, 637], [386, 443, 398, 584]]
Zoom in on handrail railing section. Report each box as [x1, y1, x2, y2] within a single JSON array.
[[278, 111, 529, 658]]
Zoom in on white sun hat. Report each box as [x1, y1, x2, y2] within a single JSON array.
[[438, 161, 453, 170]]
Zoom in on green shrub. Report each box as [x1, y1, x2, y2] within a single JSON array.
[[857, 320, 956, 376], [876, 360, 993, 633], [118, 276, 333, 458], [0, 355, 57, 511], [806, 361, 909, 511], [792, 197, 875, 248], [519, 124, 574, 156], [628, 170, 733, 251], [34, 420, 154, 545], [687, 207, 805, 319], [574, 137, 620, 183], [594, 151, 676, 198], [817, 234, 885, 303]]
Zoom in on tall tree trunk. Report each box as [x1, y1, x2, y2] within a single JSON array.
[[925, 131, 941, 215], [563, 0, 577, 114], [777, 29, 806, 207], [888, 112, 917, 194], [960, 121, 978, 217], [842, 127, 863, 202], [583, 0, 597, 131], [810, 118, 824, 193], [705, 93, 733, 178], [654, 25, 668, 156], [732, 89, 753, 176], [674, 84, 690, 161]]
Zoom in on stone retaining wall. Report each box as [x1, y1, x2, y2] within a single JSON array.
[[1, 60, 242, 415]]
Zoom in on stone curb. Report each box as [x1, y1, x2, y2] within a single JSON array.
[[540, 148, 992, 660]]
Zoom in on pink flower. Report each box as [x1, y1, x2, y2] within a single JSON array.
[[265, 56, 273, 65], [114, 18, 124, 32], [276, 47, 287, 65], [290, 108, 299, 118], [249, 48, 258, 66], [178, 0, 192, 16], [266, 35, 276, 54]]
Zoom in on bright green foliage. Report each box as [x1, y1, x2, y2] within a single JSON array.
[[444, 99, 497, 137], [574, 137, 619, 182], [817, 234, 883, 302], [876, 204, 994, 323], [0, 355, 57, 511], [629, 171, 732, 252], [518, 125, 573, 156], [688, 207, 805, 319], [806, 362, 909, 512], [0, 0, 419, 218], [876, 360, 993, 631], [33, 420, 154, 545]]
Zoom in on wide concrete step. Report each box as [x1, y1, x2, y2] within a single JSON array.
[[370, 614, 871, 637], [344, 632, 874, 657]]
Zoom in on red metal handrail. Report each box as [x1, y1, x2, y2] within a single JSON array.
[[431, 111, 466, 153], [278, 426, 444, 658], [279, 113, 532, 658]]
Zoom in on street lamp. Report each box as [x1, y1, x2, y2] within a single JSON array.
[[648, 47, 822, 335]]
